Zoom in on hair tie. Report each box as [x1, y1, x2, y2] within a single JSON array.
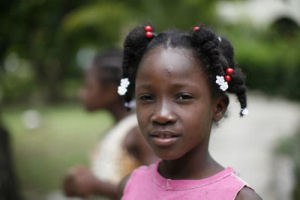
[[225, 67, 234, 82], [193, 26, 200, 32], [215, 67, 234, 91], [144, 25, 155, 39]]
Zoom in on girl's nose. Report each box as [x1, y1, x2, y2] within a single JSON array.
[[151, 100, 176, 126]]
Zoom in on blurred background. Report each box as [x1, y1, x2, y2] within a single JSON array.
[[0, 0, 299, 199]]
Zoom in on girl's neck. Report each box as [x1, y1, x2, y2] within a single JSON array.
[[158, 144, 223, 180]]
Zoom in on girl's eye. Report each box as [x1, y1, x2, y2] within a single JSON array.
[[176, 93, 193, 102], [138, 94, 154, 102]]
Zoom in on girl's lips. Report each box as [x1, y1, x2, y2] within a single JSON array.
[[149, 131, 181, 147], [151, 137, 179, 147]]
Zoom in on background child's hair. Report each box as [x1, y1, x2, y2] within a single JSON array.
[[122, 24, 247, 116], [92, 49, 123, 85]]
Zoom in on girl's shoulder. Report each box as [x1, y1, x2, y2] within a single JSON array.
[[127, 163, 155, 180], [235, 187, 262, 200], [118, 164, 155, 199]]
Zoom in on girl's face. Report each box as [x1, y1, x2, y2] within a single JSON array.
[[79, 67, 116, 111], [135, 47, 224, 160]]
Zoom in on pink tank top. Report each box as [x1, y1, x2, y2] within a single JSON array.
[[122, 162, 247, 200]]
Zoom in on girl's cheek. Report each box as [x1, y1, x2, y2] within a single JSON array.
[[137, 108, 151, 126]]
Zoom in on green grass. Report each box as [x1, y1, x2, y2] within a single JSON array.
[[2, 104, 113, 197]]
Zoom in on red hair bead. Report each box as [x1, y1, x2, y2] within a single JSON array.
[[225, 75, 232, 82], [144, 25, 152, 32], [193, 26, 200, 32], [145, 31, 153, 38], [226, 68, 234, 75]]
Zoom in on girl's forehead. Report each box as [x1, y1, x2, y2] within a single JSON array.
[[139, 47, 203, 76], [144, 46, 195, 60], [136, 47, 211, 92]]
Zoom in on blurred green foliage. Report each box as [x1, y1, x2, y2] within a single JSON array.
[[0, 0, 217, 104], [0, 53, 36, 103], [1, 0, 87, 103], [2, 0, 299, 104], [221, 25, 300, 100]]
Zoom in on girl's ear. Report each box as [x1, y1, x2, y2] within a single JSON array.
[[213, 95, 229, 122]]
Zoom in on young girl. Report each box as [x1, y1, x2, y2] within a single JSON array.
[[63, 50, 156, 199], [117, 25, 262, 199]]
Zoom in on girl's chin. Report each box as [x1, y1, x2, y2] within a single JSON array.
[[149, 142, 186, 161], [153, 151, 182, 161]]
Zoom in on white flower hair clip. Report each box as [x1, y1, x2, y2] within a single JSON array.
[[216, 75, 228, 91], [215, 68, 234, 92], [240, 108, 249, 116], [117, 78, 130, 96], [124, 100, 136, 109]]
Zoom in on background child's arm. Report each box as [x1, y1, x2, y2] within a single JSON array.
[[235, 187, 263, 200], [124, 126, 158, 165], [63, 166, 118, 199]]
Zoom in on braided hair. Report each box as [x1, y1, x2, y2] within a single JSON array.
[[92, 49, 123, 85], [121, 24, 248, 116]]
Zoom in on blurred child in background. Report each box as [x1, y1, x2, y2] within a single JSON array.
[[63, 49, 156, 199]]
